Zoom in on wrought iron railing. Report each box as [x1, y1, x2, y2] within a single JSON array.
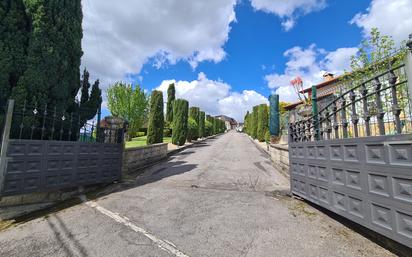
[[5, 100, 124, 144], [289, 54, 412, 142]]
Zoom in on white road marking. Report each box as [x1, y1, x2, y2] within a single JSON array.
[[80, 195, 189, 257]]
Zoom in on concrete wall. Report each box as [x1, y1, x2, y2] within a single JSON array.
[[268, 143, 289, 177], [122, 143, 168, 176]]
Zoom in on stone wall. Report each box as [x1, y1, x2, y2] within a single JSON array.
[[268, 143, 289, 177], [122, 143, 168, 176]]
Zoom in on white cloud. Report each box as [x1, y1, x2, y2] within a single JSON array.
[[157, 73, 267, 122], [351, 0, 412, 44], [264, 45, 357, 102], [250, 0, 327, 30], [81, 0, 237, 87]]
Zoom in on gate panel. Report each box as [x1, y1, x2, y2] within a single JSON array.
[[2, 140, 122, 196], [290, 134, 412, 247]]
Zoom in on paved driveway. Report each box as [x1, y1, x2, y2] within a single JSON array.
[[0, 132, 395, 256]]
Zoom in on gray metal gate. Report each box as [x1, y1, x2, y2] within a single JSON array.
[[0, 99, 125, 197], [289, 47, 412, 247]]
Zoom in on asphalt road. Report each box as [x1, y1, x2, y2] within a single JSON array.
[[0, 132, 395, 257]]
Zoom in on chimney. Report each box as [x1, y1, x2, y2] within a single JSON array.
[[323, 72, 334, 81]]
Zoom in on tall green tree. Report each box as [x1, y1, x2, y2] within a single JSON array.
[[244, 111, 250, 134], [107, 82, 148, 139], [199, 111, 205, 138], [166, 83, 175, 123], [172, 99, 188, 146], [188, 107, 200, 140], [14, 0, 84, 110], [0, 0, 28, 107], [205, 115, 213, 136], [251, 105, 259, 139], [257, 104, 269, 142], [146, 90, 164, 145]]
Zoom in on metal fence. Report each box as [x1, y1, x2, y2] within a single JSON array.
[[288, 45, 412, 247], [0, 99, 125, 197]]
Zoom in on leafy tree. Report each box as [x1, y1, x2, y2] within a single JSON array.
[[348, 28, 407, 84], [107, 82, 148, 140], [146, 90, 164, 145], [199, 111, 205, 138], [189, 107, 200, 140], [257, 104, 269, 142], [166, 83, 175, 123], [172, 99, 188, 146]]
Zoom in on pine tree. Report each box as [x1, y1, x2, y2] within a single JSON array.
[[166, 83, 175, 123], [147, 90, 164, 145], [172, 99, 188, 146]]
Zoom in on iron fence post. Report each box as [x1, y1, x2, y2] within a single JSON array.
[[406, 34, 412, 105], [311, 86, 320, 140], [0, 99, 14, 196]]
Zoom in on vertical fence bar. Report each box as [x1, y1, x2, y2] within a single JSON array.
[[374, 78, 385, 135], [341, 96, 349, 138], [389, 69, 402, 134], [332, 101, 339, 139], [406, 34, 412, 105], [96, 104, 101, 143], [0, 100, 15, 195], [361, 83, 371, 136], [311, 86, 320, 141], [350, 90, 359, 137]]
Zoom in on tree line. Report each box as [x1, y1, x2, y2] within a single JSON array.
[[107, 82, 226, 146]]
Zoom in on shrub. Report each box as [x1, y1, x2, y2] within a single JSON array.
[[257, 104, 269, 142], [146, 90, 164, 145], [171, 99, 188, 146], [187, 117, 198, 142]]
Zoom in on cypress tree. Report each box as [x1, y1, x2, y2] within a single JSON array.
[[199, 111, 205, 138], [205, 115, 213, 136], [252, 105, 259, 139], [0, 0, 28, 107], [213, 118, 218, 135], [257, 104, 269, 142], [244, 111, 250, 134], [188, 107, 200, 140], [166, 83, 175, 123], [172, 99, 188, 146], [15, 0, 84, 110], [147, 90, 164, 145]]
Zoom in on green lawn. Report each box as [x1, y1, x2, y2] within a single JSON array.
[[125, 136, 172, 148]]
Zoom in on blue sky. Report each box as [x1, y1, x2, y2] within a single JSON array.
[[81, 0, 411, 121]]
